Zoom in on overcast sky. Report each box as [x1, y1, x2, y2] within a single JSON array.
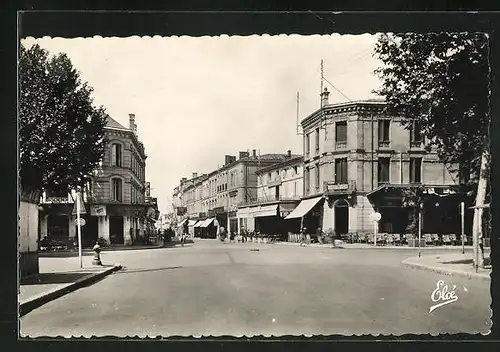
[[22, 34, 382, 214]]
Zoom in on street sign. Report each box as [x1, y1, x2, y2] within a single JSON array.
[[74, 218, 86, 227], [370, 212, 382, 222], [72, 193, 87, 215]]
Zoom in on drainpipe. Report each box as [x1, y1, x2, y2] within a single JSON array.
[[400, 151, 403, 184], [371, 113, 374, 191]]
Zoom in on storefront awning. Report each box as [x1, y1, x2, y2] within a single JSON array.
[[285, 196, 323, 220], [253, 204, 278, 218], [193, 220, 205, 228], [188, 220, 197, 227], [200, 217, 216, 228], [178, 219, 188, 227], [236, 207, 251, 217]]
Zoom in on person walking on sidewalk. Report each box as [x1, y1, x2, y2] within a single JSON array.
[[300, 227, 308, 247]]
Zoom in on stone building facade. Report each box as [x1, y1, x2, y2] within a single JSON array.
[[39, 114, 158, 247], [295, 88, 467, 236], [174, 150, 294, 237]]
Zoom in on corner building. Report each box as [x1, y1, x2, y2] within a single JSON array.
[[297, 88, 469, 237]]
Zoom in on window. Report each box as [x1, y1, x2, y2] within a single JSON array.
[[335, 120, 347, 146], [410, 120, 423, 145], [111, 178, 123, 202], [305, 134, 310, 154], [335, 158, 348, 184], [111, 143, 122, 167], [378, 119, 390, 145], [315, 128, 320, 152], [304, 168, 310, 193], [378, 158, 390, 185], [293, 166, 298, 175], [410, 158, 422, 184], [315, 164, 320, 189]]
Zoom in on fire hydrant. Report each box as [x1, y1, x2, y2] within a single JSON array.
[[92, 242, 103, 266]]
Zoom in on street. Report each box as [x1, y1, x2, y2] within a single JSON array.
[[20, 240, 491, 337]]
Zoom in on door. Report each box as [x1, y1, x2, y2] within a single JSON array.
[[334, 200, 349, 235], [109, 216, 124, 244]]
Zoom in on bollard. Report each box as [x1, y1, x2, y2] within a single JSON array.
[[92, 242, 103, 266]]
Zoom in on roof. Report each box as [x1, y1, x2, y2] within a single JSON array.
[[105, 115, 129, 130], [256, 155, 303, 174]]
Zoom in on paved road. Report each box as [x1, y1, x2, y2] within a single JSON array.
[[20, 240, 492, 337]]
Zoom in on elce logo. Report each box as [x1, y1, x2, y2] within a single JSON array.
[[429, 280, 458, 313]]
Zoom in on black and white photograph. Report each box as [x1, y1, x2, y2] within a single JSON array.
[[18, 14, 493, 338]]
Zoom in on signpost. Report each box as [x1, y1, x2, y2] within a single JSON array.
[[418, 208, 422, 258], [369, 212, 381, 246], [460, 202, 465, 254], [72, 192, 86, 268]]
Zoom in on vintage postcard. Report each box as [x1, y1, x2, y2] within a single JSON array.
[[18, 15, 492, 338]]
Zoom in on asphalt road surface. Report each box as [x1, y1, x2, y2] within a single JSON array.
[[20, 240, 492, 337]]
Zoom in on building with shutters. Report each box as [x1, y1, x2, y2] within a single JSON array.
[[288, 87, 472, 239], [39, 114, 159, 247], [173, 150, 296, 237]]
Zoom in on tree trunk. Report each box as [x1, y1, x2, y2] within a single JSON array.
[[472, 148, 489, 269]]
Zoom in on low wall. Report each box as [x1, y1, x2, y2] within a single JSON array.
[[19, 200, 40, 278]]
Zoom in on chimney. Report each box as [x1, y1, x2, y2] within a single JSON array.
[[225, 155, 234, 165], [287, 150, 292, 158], [239, 151, 250, 160], [252, 149, 257, 158], [129, 114, 135, 131], [192, 172, 198, 179], [320, 88, 330, 107]]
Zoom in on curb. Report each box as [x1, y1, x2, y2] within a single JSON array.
[[402, 258, 490, 281], [19, 264, 122, 317]]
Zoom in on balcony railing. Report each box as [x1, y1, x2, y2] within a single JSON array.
[[240, 195, 302, 207], [323, 180, 356, 194], [40, 196, 72, 204]]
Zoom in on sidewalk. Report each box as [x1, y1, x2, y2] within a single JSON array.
[[19, 256, 122, 316], [402, 252, 491, 281], [274, 241, 475, 251]]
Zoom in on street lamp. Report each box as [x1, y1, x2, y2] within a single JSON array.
[[418, 202, 424, 258]]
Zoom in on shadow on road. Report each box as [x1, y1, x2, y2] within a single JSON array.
[[20, 272, 90, 285], [117, 266, 183, 274]]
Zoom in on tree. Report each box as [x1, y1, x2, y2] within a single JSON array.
[[19, 43, 108, 199], [374, 33, 490, 268]]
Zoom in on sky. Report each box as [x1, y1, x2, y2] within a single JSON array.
[[22, 34, 383, 214]]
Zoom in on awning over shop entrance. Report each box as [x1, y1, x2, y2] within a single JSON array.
[[193, 220, 204, 228], [285, 196, 323, 219], [200, 218, 216, 228], [253, 204, 278, 218], [178, 219, 188, 227], [188, 220, 197, 227]]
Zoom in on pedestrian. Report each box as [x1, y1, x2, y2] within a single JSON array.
[[316, 227, 324, 245], [300, 227, 308, 247]]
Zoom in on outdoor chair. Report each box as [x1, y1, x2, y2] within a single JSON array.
[[448, 234, 457, 245], [393, 233, 402, 246], [424, 234, 433, 245], [442, 234, 451, 245], [358, 233, 367, 243]]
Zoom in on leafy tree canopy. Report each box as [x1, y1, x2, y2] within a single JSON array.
[[19, 44, 108, 196], [373, 33, 490, 184]]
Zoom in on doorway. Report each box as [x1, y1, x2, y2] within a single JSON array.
[[109, 216, 124, 244], [334, 199, 349, 235]]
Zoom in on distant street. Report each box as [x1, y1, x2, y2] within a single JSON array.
[[20, 240, 491, 337]]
